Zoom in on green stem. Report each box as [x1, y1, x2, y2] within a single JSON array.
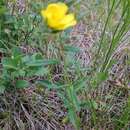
[[101, 3, 129, 72], [96, 0, 116, 57]]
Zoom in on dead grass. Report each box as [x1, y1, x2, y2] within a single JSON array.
[[1, 0, 130, 130]]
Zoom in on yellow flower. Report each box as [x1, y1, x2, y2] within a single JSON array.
[[41, 3, 77, 30]]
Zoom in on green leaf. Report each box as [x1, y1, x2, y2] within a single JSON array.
[[2, 58, 18, 70], [12, 47, 22, 57], [97, 72, 108, 81], [36, 80, 57, 89], [16, 80, 29, 89], [68, 107, 81, 130], [27, 67, 48, 77], [36, 80, 64, 89], [0, 85, 5, 93], [64, 45, 80, 53], [67, 86, 80, 111], [18, 70, 26, 77], [80, 100, 98, 109], [26, 59, 59, 67], [12, 69, 26, 77], [0, 6, 6, 15], [73, 78, 87, 92], [91, 100, 98, 109], [34, 67, 48, 76]]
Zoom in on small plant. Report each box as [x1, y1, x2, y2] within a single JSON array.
[[0, 47, 59, 92]]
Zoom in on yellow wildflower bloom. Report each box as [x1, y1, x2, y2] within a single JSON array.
[[41, 3, 77, 30]]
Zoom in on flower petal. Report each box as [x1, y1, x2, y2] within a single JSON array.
[[47, 13, 77, 30], [44, 3, 68, 20], [41, 10, 48, 19], [61, 19, 77, 30], [60, 14, 76, 25], [56, 2, 68, 15], [57, 13, 77, 30]]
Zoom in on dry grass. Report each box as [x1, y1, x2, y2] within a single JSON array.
[[0, 0, 130, 130]]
